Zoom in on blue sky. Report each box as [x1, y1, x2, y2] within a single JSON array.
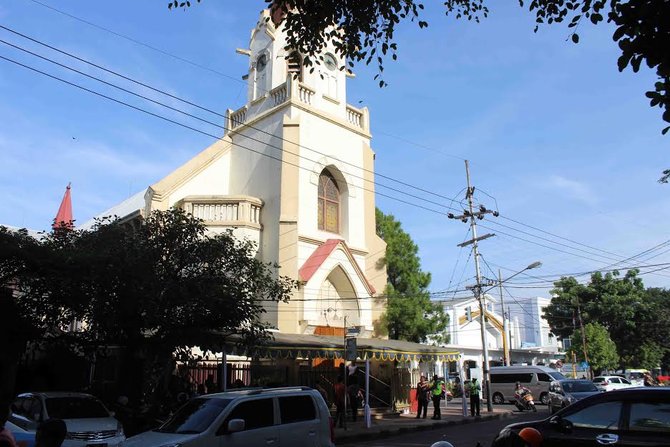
[[1, 0, 668, 305]]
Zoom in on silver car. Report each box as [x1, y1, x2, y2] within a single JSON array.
[[548, 379, 601, 414], [10, 392, 125, 447], [123, 386, 335, 447]]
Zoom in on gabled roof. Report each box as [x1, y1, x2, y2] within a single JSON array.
[[80, 189, 147, 230], [298, 238, 376, 295]]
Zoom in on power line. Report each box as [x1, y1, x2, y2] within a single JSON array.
[[0, 53, 456, 220], [0, 28, 466, 216]]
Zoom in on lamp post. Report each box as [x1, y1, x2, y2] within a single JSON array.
[[481, 261, 542, 411]]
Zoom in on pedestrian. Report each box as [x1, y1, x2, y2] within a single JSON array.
[[415, 375, 429, 419], [430, 374, 444, 420], [333, 376, 346, 428], [469, 378, 481, 417], [35, 419, 67, 447], [347, 381, 361, 422]]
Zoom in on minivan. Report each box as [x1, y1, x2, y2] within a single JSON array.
[[123, 386, 335, 447], [489, 365, 566, 405]]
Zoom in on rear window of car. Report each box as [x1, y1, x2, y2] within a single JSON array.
[[629, 402, 670, 433], [593, 377, 605, 383], [45, 397, 109, 419], [279, 395, 316, 424], [549, 372, 566, 380], [156, 398, 232, 434]]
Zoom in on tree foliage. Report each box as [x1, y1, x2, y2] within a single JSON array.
[[375, 208, 449, 343], [1, 209, 298, 404], [170, 0, 669, 135], [569, 322, 619, 374], [544, 270, 670, 370]]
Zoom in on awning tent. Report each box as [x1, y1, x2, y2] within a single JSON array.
[[223, 333, 460, 363]]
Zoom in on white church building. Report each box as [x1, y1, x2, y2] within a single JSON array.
[[89, 9, 390, 339]]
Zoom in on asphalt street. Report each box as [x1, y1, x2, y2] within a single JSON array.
[[355, 405, 550, 447]]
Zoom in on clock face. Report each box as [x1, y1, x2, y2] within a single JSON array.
[[257, 54, 267, 72], [324, 53, 337, 71]]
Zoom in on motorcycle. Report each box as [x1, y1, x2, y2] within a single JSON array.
[[514, 388, 537, 412]]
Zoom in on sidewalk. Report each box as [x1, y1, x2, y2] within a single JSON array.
[[334, 399, 514, 445]]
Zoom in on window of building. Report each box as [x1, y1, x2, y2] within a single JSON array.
[[318, 170, 340, 233], [287, 51, 302, 81]]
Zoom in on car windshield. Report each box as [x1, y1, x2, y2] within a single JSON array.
[[154, 398, 232, 434], [628, 373, 644, 380], [564, 381, 598, 392], [45, 397, 110, 419], [549, 372, 566, 380]]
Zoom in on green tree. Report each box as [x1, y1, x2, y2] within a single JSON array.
[[544, 270, 666, 369], [375, 208, 448, 343], [2, 209, 298, 407], [171, 0, 669, 136], [569, 322, 619, 375]]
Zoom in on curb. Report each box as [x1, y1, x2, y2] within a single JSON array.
[[335, 411, 514, 445]]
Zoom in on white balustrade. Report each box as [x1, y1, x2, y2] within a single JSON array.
[[230, 107, 247, 129], [271, 84, 288, 106], [346, 106, 363, 128], [298, 84, 314, 105]]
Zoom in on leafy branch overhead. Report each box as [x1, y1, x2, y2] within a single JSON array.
[[170, 0, 669, 134]]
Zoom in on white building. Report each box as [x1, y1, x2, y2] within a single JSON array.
[[86, 9, 387, 337]]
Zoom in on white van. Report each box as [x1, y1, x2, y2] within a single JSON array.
[[489, 365, 566, 405], [123, 387, 334, 447]]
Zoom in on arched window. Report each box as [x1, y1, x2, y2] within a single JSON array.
[[287, 51, 303, 81], [318, 170, 339, 233]]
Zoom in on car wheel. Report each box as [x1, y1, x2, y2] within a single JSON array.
[[540, 392, 549, 405], [492, 393, 505, 405]]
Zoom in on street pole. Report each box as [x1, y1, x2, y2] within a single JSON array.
[[464, 160, 493, 413], [499, 269, 510, 367]]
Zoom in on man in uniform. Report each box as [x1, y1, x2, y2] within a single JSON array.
[[430, 374, 444, 420], [469, 377, 481, 416]]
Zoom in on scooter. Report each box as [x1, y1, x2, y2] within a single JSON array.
[[514, 389, 537, 412]]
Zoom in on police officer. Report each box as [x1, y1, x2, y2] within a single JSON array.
[[469, 378, 481, 416], [430, 374, 444, 420]]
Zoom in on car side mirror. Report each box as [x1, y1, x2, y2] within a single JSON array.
[[227, 419, 245, 433], [550, 415, 572, 433]]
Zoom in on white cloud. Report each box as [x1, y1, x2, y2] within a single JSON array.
[[544, 175, 598, 206]]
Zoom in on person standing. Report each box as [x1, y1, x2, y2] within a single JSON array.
[[430, 375, 444, 420], [469, 378, 481, 416], [415, 375, 429, 419], [35, 419, 67, 447], [333, 376, 346, 428], [347, 381, 361, 422]]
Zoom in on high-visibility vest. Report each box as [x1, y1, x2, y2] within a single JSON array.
[[469, 381, 481, 396], [432, 380, 444, 396]]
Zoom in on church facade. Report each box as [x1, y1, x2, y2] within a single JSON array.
[[92, 9, 387, 337]]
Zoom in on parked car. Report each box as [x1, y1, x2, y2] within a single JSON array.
[[489, 365, 566, 405], [548, 379, 601, 414], [493, 387, 670, 447], [593, 375, 636, 392], [123, 386, 335, 447], [9, 392, 125, 447]]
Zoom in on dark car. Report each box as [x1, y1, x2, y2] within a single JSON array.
[[493, 388, 670, 447], [548, 379, 601, 414]]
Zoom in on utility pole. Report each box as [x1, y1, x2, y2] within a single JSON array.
[[499, 269, 510, 367], [449, 160, 498, 413], [576, 301, 592, 379]]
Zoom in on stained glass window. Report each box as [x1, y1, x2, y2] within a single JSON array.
[[318, 171, 339, 233]]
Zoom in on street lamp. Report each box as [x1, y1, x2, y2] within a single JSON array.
[[480, 261, 542, 412]]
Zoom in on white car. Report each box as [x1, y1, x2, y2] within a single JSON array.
[[123, 386, 335, 447], [592, 375, 635, 392], [9, 392, 125, 447]]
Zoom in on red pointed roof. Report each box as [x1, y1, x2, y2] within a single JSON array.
[[299, 239, 376, 294], [53, 183, 74, 230]]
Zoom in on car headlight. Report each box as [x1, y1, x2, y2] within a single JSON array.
[[567, 395, 576, 403]]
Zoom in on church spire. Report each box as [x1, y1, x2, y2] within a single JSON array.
[[53, 182, 74, 230]]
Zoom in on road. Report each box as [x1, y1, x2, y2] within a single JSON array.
[[355, 406, 550, 447]]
